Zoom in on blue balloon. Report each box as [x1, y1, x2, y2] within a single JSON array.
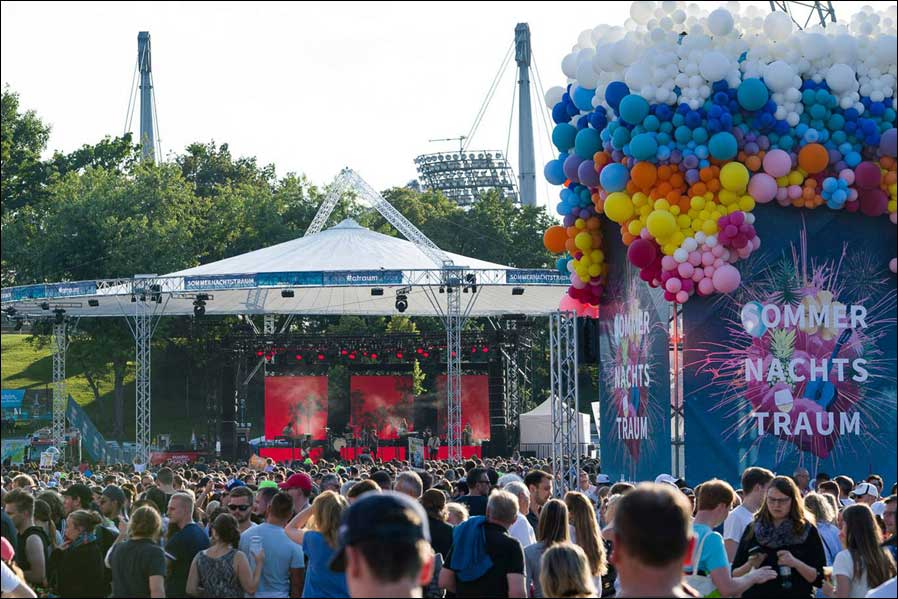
[[619, 94, 650, 125], [708, 131, 738, 160], [599, 163, 630, 192], [556, 257, 569, 275], [737, 78, 769, 112], [544, 160, 566, 185], [629, 133, 658, 161], [604, 81, 630, 111], [573, 87, 596, 112], [552, 123, 577, 152], [574, 127, 602, 160]]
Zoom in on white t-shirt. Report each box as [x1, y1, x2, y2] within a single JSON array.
[[866, 577, 897, 598], [871, 501, 886, 517], [833, 549, 871, 598], [508, 512, 536, 549], [841, 497, 856, 507], [723, 504, 754, 543], [1, 561, 22, 593]]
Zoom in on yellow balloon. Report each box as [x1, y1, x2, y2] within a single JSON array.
[[627, 220, 643, 236], [575, 232, 593, 252], [738, 195, 756, 212], [588, 264, 601, 277], [604, 192, 635, 223], [720, 162, 749, 192], [646, 210, 677, 239]]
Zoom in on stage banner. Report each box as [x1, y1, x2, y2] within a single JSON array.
[[350, 376, 414, 439], [683, 205, 897, 485], [409, 436, 425, 468], [435, 375, 491, 443], [65, 396, 107, 462], [264, 376, 329, 441], [1, 389, 25, 409], [598, 222, 672, 482], [1, 438, 29, 465]]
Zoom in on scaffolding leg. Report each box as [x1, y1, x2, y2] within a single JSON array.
[[446, 275, 463, 462], [52, 322, 67, 450], [135, 300, 153, 464], [550, 311, 580, 496]]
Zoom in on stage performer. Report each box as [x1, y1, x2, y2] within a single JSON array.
[[462, 423, 473, 446], [427, 430, 440, 461]]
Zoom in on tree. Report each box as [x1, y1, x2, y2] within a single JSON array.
[[1, 86, 51, 215]]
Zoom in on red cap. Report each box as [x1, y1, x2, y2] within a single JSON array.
[[279, 472, 312, 493]]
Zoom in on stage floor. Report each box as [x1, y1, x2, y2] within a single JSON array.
[[260, 445, 483, 463]]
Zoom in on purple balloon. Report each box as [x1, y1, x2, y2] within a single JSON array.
[[577, 159, 600, 187], [563, 154, 584, 182], [881, 128, 897, 158], [563, 214, 576, 227]]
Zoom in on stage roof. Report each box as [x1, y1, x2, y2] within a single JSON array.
[[2, 219, 569, 319]]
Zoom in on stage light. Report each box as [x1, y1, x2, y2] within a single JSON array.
[[512, 287, 525, 295], [295, 354, 303, 361], [196, 293, 211, 301], [39, 302, 50, 311], [370, 352, 378, 360], [256, 350, 265, 357], [85, 299, 99, 308], [422, 351, 430, 358], [281, 289, 295, 298], [396, 351, 404, 359], [482, 347, 489, 353], [317, 354, 326, 361], [53, 309, 66, 325], [417, 348, 424, 354], [341, 349, 348, 355], [371, 288, 384, 296], [131, 296, 137, 303], [439, 286, 445, 293], [348, 354, 356, 360], [471, 346, 477, 353], [465, 273, 477, 293], [193, 300, 206, 317], [451, 351, 457, 357], [395, 293, 408, 313]]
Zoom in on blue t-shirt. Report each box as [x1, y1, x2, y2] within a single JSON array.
[[301, 530, 349, 598], [166, 522, 210, 597], [240, 523, 304, 598], [689, 523, 729, 575]]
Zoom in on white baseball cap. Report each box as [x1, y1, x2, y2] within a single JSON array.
[[596, 474, 611, 484], [852, 482, 879, 498], [655, 474, 679, 487]]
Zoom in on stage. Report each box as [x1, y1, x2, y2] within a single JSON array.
[[259, 445, 483, 463]]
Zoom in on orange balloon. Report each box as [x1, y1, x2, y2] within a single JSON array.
[[630, 162, 657, 189], [543, 226, 567, 254], [798, 143, 829, 174]]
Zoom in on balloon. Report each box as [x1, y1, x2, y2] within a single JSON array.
[[552, 124, 577, 152], [854, 162, 882, 190], [708, 7, 734, 36], [858, 189, 888, 217], [629, 133, 658, 161], [708, 132, 738, 160], [559, 294, 582, 313], [544, 160, 566, 185], [619, 94, 650, 125], [630, 162, 657, 189], [881, 128, 897, 158], [700, 51, 729, 82], [599, 163, 630, 192], [740, 301, 768, 337], [543, 226, 567, 254], [575, 232, 593, 252], [720, 163, 750, 192], [737, 78, 770, 112], [646, 210, 677, 239], [712, 264, 741, 294], [627, 238, 657, 269], [577, 160, 600, 187], [604, 192, 635, 223], [574, 127, 603, 159], [748, 173, 778, 204], [797, 143, 829, 174], [604, 81, 630, 110], [563, 154, 584, 182], [762, 149, 792, 178]]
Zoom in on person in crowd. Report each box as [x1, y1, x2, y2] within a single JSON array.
[[883, 495, 897, 562], [320, 474, 342, 494], [329, 491, 435, 598], [610, 483, 693, 598], [723, 466, 774, 562], [853, 483, 881, 509], [539, 542, 598, 599], [395, 471, 424, 500], [2, 489, 48, 588], [279, 472, 313, 516], [1, 552, 37, 598], [107, 505, 167, 598], [238, 491, 305, 598], [371, 470, 393, 491], [156, 468, 177, 511], [524, 470, 553, 530], [525, 498, 570, 598], [421, 488, 454, 560], [578, 470, 599, 505], [564, 491, 608, 594], [732, 475, 827, 598], [834, 476, 856, 507], [446, 502, 469, 526], [504, 481, 536, 549], [225, 486, 256, 534], [2, 497, 20, 555], [347, 479, 381, 504], [686, 479, 777, 596], [823, 504, 896, 598], [456, 468, 490, 517], [440, 489, 526, 598], [47, 509, 105, 597], [186, 512, 264, 597], [252, 485, 278, 524], [99, 484, 128, 526], [61, 483, 94, 517], [793, 468, 812, 496], [284, 489, 350, 597], [165, 492, 211, 597], [32, 499, 59, 550], [804, 492, 843, 566]]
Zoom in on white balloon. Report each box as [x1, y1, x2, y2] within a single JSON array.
[[630, 1, 656, 25], [708, 8, 735, 36], [545, 86, 565, 109], [825, 64, 857, 93], [562, 53, 579, 79], [764, 60, 796, 92], [764, 11, 793, 42], [699, 51, 729, 81], [674, 248, 689, 263], [576, 61, 599, 89], [683, 237, 698, 252]]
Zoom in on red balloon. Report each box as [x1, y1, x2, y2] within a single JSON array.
[[858, 189, 888, 217], [854, 162, 882, 190], [627, 238, 658, 269]]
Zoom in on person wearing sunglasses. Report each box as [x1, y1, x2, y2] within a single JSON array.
[[226, 486, 257, 535], [456, 468, 491, 518]]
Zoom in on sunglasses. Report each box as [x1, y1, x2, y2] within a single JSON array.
[[228, 504, 251, 512]]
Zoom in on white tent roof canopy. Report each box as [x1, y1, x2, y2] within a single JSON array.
[[2, 219, 569, 318]]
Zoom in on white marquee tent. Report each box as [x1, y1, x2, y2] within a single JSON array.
[[519, 396, 592, 457]]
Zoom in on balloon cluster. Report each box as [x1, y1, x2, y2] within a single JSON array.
[[542, 1, 898, 308]]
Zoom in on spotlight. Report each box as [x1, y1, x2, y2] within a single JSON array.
[[465, 273, 477, 293], [295, 354, 303, 361], [370, 352, 378, 360], [193, 300, 206, 318], [482, 347, 489, 353], [396, 351, 404, 359], [341, 349, 348, 355], [512, 287, 525, 296], [39, 302, 50, 311], [256, 350, 265, 357], [348, 353, 356, 360], [422, 351, 430, 358], [53, 309, 66, 325], [130, 296, 137, 303], [281, 289, 295, 298], [196, 293, 211, 301], [317, 354, 325, 361], [370, 288, 384, 296], [395, 293, 408, 313], [439, 286, 445, 293]]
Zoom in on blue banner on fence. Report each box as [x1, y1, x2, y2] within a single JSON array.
[[1, 289, 12, 303], [683, 205, 897, 487], [65, 397, 107, 462], [184, 274, 257, 291], [257, 271, 324, 287], [506, 270, 570, 285], [323, 271, 404, 286], [597, 222, 672, 482], [12, 284, 49, 301], [46, 281, 97, 298], [1, 390, 25, 409]]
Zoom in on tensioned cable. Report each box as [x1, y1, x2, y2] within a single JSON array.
[[463, 41, 514, 152], [124, 58, 139, 135]]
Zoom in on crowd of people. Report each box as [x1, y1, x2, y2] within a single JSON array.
[[0, 455, 895, 598]]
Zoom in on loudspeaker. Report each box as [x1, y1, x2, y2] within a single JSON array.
[[220, 421, 237, 462], [577, 318, 600, 364]]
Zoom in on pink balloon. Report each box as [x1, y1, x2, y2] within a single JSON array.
[[752, 237, 761, 250], [661, 256, 677, 271], [675, 290, 689, 303], [714, 258, 725, 268], [891, 258, 897, 274], [712, 245, 724, 258], [559, 294, 581, 313], [891, 212, 898, 225], [748, 173, 777, 203], [776, 187, 789, 202], [704, 265, 716, 278], [688, 251, 702, 266], [787, 185, 802, 200], [698, 277, 715, 296], [838, 169, 855, 185], [627, 238, 659, 269], [763, 149, 792, 177], [692, 267, 704, 282], [680, 278, 694, 293], [854, 162, 882, 190], [665, 277, 682, 293], [701, 252, 715, 266], [678, 262, 695, 278], [712, 264, 741, 293]]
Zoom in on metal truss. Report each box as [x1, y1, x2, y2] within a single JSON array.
[[549, 311, 580, 496], [501, 321, 532, 447], [52, 322, 68, 449], [769, 1, 836, 30]]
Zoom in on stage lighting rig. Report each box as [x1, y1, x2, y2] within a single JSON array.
[[395, 286, 411, 313], [53, 309, 66, 325]]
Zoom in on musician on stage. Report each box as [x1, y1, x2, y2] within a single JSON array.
[[343, 422, 355, 448], [462, 422, 473, 446], [426, 428, 440, 460], [369, 426, 379, 459]]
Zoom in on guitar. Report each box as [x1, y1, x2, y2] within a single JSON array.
[[802, 327, 853, 410]]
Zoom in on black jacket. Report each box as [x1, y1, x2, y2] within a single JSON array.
[[48, 540, 106, 598]]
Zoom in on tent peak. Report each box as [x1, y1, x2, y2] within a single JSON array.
[[330, 218, 363, 230]]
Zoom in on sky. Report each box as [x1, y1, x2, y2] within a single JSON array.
[[1, 1, 893, 209]]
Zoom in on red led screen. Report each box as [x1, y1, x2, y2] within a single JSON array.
[[264, 376, 329, 441]]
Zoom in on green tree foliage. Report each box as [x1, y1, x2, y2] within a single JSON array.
[[1, 86, 51, 215]]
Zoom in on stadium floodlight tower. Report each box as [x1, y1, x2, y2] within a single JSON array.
[[515, 23, 536, 208], [306, 168, 482, 460], [414, 151, 518, 208], [137, 32, 157, 161]]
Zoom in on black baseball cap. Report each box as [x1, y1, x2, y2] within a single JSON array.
[[329, 491, 430, 572], [62, 483, 94, 507]]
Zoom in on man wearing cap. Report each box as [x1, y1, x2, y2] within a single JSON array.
[[61, 483, 93, 516], [852, 482, 880, 508], [329, 491, 435, 598], [279, 472, 312, 517]]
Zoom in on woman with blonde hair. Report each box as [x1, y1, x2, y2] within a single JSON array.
[[565, 491, 608, 592], [445, 502, 469, 526], [525, 498, 570, 598], [539, 542, 598, 599], [286, 490, 349, 597], [804, 492, 842, 567], [107, 505, 166, 598]]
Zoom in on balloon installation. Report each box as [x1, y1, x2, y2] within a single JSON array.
[[541, 1, 898, 313]]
